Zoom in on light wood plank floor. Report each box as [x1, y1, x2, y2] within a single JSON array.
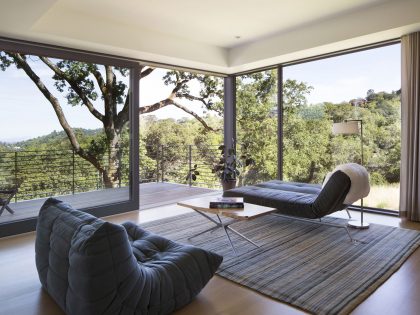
[[0, 206, 420, 315]]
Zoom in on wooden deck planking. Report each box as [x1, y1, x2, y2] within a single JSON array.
[[140, 183, 218, 209], [0, 182, 217, 224]]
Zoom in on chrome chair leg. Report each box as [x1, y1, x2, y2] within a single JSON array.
[[271, 213, 356, 243]]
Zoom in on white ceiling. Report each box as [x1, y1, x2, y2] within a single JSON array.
[[54, 0, 387, 48], [0, 0, 420, 73]]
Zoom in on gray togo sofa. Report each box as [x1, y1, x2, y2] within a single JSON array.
[[35, 198, 223, 315], [224, 170, 351, 219]]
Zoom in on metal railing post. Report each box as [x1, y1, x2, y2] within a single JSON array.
[[161, 144, 164, 183], [188, 145, 192, 187], [156, 145, 159, 183], [97, 171, 100, 190], [14, 151, 18, 202], [72, 149, 75, 195], [117, 148, 122, 188], [118, 164, 122, 187]]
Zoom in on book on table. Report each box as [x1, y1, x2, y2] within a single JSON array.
[[209, 197, 244, 209]]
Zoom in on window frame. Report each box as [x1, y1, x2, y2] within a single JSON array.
[[0, 38, 140, 237], [280, 40, 402, 215], [232, 39, 401, 215], [0, 36, 402, 238]]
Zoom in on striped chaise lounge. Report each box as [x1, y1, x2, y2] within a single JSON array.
[[223, 170, 355, 239]]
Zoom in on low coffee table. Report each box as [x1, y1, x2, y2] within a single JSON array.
[[177, 196, 277, 254]]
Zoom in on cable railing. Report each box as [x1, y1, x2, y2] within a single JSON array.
[[0, 149, 128, 201], [141, 144, 222, 189], [0, 144, 224, 203]]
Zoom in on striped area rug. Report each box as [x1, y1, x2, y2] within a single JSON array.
[[140, 212, 420, 315]]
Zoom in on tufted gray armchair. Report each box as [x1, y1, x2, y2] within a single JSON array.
[[35, 198, 222, 315]]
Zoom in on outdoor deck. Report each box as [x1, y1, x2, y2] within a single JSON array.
[[0, 182, 218, 224]]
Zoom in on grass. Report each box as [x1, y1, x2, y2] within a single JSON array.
[[353, 183, 400, 211]]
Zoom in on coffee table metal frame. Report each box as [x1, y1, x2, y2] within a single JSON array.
[[188, 209, 259, 255], [178, 197, 357, 253]]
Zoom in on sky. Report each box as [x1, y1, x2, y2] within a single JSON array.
[[0, 44, 400, 142], [283, 44, 401, 104]]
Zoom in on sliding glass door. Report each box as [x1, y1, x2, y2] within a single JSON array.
[[0, 41, 138, 234]]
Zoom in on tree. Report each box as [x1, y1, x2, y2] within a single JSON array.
[[236, 70, 278, 185], [0, 52, 223, 187], [141, 114, 223, 186], [283, 79, 313, 109]]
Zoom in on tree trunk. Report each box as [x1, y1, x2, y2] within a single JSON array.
[[306, 161, 316, 183], [102, 131, 122, 189]]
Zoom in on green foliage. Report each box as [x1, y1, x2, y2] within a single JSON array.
[[139, 135, 158, 183], [163, 70, 224, 114], [211, 144, 245, 182], [283, 104, 332, 183], [140, 116, 223, 187], [0, 129, 129, 200], [14, 129, 102, 148], [53, 61, 99, 106], [0, 52, 225, 188], [0, 53, 401, 203], [235, 70, 400, 188], [284, 87, 401, 184], [236, 70, 278, 185], [185, 164, 199, 182], [283, 79, 313, 108]]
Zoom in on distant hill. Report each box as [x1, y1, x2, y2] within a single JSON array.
[[3, 128, 103, 151]]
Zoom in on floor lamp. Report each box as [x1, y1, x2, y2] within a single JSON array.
[[332, 119, 369, 229]]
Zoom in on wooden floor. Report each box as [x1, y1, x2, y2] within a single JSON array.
[[1, 207, 420, 315], [0, 182, 216, 224]]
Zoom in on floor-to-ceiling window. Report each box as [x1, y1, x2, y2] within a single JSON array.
[[139, 67, 224, 188], [236, 69, 278, 186], [0, 43, 138, 230], [282, 43, 401, 211]]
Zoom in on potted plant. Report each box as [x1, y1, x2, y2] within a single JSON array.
[[212, 144, 242, 191]]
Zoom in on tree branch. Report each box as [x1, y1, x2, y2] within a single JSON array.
[[139, 98, 219, 132], [116, 71, 188, 130], [138, 77, 219, 132], [171, 79, 189, 95], [91, 66, 106, 95], [39, 56, 104, 122], [8, 53, 104, 172], [139, 99, 173, 114], [116, 90, 130, 130], [176, 93, 209, 107], [168, 100, 220, 132], [140, 67, 155, 79]]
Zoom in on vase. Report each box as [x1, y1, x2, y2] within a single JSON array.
[[222, 179, 236, 191]]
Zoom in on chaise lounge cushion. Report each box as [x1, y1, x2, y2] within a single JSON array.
[[254, 180, 322, 195], [35, 198, 223, 315], [224, 170, 351, 219]]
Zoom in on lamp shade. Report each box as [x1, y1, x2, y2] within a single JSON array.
[[332, 121, 359, 135]]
